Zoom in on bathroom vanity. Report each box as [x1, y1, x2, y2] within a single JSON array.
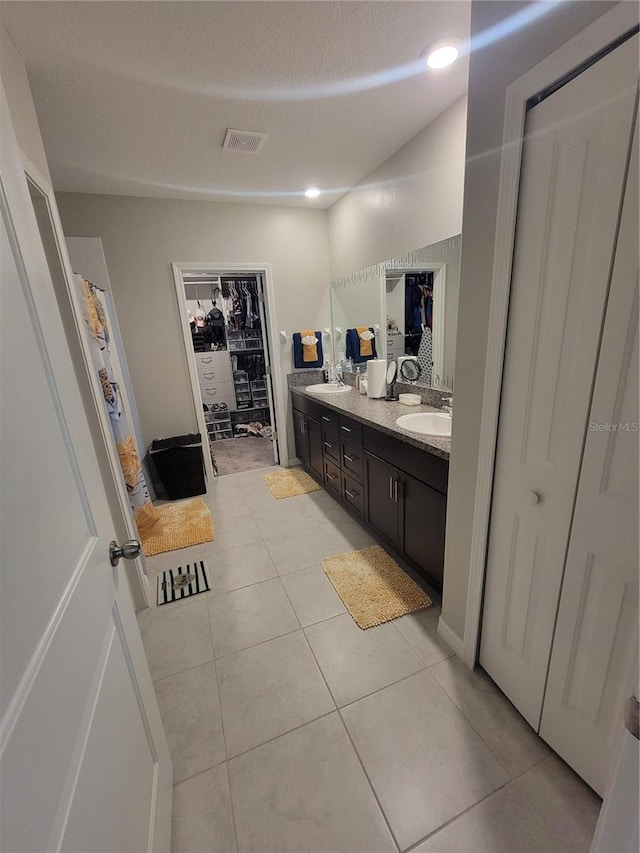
[[290, 386, 449, 591]]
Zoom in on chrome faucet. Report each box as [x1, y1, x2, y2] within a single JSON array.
[[442, 396, 453, 415], [335, 360, 345, 386]]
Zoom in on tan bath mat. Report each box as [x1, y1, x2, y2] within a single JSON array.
[[141, 498, 215, 557], [322, 545, 432, 629], [264, 467, 320, 499]]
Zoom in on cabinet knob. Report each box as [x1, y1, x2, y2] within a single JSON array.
[[529, 490, 542, 505]]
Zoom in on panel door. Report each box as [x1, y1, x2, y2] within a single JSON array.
[[0, 84, 171, 853], [480, 36, 638, 728], [307, 416, 324, 477], [539, 117, 639, 795], [400, 473, 447, 591], [293, 409, 309, 466], [364, 452, 399, 547]]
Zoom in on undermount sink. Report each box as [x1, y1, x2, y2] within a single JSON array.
[[305, 383, 351, 395], [396, 412, 452, 437]]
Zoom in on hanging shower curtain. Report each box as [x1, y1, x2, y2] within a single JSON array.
[[77, 275, 160, 541]]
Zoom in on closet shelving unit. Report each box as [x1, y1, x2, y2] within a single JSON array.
[[184, 274, 272, 446]]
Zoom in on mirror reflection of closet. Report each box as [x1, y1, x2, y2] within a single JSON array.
[[386, 269, 435, 387], [385, 234, 461, 390]]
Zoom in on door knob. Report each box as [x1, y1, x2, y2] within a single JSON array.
[[529, 491, 542, 505], [109, 539, 142, 567]]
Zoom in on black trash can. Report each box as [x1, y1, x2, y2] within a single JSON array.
[[148, 433, 206, 500]]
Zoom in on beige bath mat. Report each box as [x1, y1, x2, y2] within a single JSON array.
[[141, 498, 215, 557], [264, 467, 320, 499], [322, 545, 432, 629]]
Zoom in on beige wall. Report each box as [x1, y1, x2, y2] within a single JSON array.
[[0, 21, 50, 182], [56, 193, 331, 463], [441, 0, 618, 642], [327, 96, 467, 280]]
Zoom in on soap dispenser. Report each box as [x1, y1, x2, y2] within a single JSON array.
[[355, 366, 361, 391]]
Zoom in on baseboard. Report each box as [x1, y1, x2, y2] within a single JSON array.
[[437, 616, 466, 661]]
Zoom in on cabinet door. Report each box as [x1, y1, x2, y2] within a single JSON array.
[[293, 409, 309, 466], [364, 452, 398, 547], [307, 417, 323, 478], [400, 473, 446, 591]]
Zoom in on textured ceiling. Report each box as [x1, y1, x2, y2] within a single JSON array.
[[0, 1, 470, 208]]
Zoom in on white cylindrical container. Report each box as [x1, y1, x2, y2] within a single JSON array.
[[367, 359, 388, 399]]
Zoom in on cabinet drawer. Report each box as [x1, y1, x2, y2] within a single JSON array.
[[319, 408, 339, 431], [198, 364, 232, 384], [200, 381, 236, 408], [342, 472, 364, 517], [340, 437, 363, 483], [363, 426, 448, 494], [322, 428, 340, 465], [324, 458, 341, 495], [195, 351, 230, 368], [339, 414, 363, 445], [291, 392, 321, 421], [387, 336, 405, 355]]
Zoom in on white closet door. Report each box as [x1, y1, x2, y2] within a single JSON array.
[[480, 35, 638, 729], [539, 117, 639, 796]]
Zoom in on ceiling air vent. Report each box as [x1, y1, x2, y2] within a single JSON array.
[[222, 129, 266, 154]]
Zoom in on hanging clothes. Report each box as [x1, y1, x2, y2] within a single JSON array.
[[206, 304, 226, 347], [405, 272, 434, 334]]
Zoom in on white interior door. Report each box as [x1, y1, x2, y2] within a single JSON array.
[[0, 83, 172, 853], [480, 35, 638, 729], [539, 117, 639, 795], [256, 272, 280, 464]]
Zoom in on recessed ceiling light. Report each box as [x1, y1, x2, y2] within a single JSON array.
[[423, 40, 461, 70], [305, 186, 321, 199]]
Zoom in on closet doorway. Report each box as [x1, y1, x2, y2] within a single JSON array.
[[172, 263, 280, 479]]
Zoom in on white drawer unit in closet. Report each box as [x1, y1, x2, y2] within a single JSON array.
[[195, 350, 231, 369], [197, 362, 233, 384], [200, 380, 236, 409], [387, 335, 405, 358]]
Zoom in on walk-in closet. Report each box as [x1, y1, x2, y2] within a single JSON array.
[[178, 270, 278, 477]]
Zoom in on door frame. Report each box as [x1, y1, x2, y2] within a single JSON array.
[[171, 261, 284, 482], [20, 153, 151, 609], [461, 4, 639, 668]]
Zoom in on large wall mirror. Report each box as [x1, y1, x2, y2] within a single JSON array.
[[330, 234, 461, 390]]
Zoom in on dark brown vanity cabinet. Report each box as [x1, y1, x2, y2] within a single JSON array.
[[292, 392, 448, 590], [364, 426, 447, 589]]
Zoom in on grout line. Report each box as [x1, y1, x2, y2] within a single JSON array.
[[337, 667, 429, 713], [225, 708, 337, 764], [278, 572, 305, 633], [298, 621, 339, 709], [171, 753, 227, 788], [223, 760, 240, 853], [427, 663, 548, 784], [335, 711, 401, 852], [151, 657, 216, 685], [400, 772, 518, 853], [212, 623, 302, 662]]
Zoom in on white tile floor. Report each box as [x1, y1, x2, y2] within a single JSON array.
[[139, 465, 601, 853]]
